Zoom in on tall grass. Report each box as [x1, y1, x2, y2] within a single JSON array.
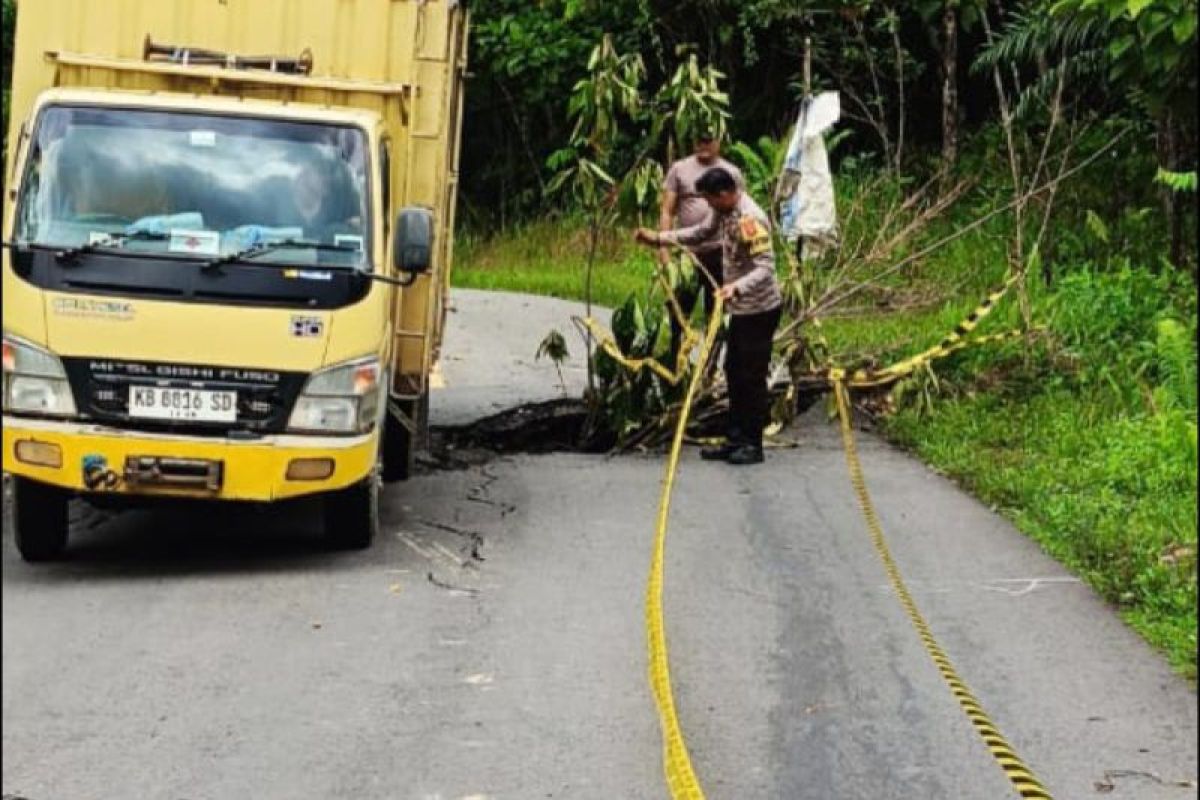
[[455, 218, 654, 309]]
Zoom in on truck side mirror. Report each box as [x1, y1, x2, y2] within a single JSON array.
[[393, 207, 434, 274]]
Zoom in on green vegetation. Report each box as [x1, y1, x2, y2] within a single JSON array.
[[455, 221, 655, 307], [463, 1, 1196, 225]]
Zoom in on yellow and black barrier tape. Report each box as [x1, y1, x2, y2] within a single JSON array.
[[841, 272, 1021, 388], [576, 294, 718, 795], [575, 251, 715, 388], [589, 265, 1050, 798], [577, 315, 699, 386], [831, 377, 1054, 798], [644, 297, 725, 799]]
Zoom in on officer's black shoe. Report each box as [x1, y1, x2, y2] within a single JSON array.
[[726, 445, 765, 466], [700, 441, 737, 461]]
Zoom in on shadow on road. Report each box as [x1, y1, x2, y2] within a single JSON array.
[[2, 495, 368, 583]]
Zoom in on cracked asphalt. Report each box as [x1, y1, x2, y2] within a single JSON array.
[[3, 289, 1196, 800]]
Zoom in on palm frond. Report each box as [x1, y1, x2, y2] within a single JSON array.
[[1011, 48, 1108, 119], [974, 6, 1110, 74]]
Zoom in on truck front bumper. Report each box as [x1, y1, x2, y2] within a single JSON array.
[[2, 416, 377, 501]]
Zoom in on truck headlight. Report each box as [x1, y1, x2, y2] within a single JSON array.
[[288, 356, 382, 434], [2, 334, 78, 417]]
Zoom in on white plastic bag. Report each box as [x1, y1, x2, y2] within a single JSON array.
[[777, 91, 840, 259]]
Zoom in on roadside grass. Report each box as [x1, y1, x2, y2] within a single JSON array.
[[888, 390, 1198, 677], [453, 218, 1198, 678], [890, 266, 1197, 677], [455, 219, 654, 309]]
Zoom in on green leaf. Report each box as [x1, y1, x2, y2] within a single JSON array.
[[544, 170, 573, 197], [536, 329, 570, 363], [1108, 36, 1136, 59], [1155, 168, 1198, 193], [1173, 11, 1197, 43], [1086, 209, 1111, 243], [585, 160, 616, 185], [1126, 0, 1154, 17]]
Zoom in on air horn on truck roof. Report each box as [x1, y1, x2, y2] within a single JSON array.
[[143, 35, 313, 75]]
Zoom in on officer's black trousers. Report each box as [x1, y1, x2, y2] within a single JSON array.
[[724, 305, 782, 448]]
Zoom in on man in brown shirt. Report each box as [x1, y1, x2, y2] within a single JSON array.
[[659, 131, 745, 361], [636, 167, 782, 465]]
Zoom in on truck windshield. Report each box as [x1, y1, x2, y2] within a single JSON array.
[[15, 105, 372, 268]]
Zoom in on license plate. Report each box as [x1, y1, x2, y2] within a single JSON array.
[[129, 386, 237, 422]]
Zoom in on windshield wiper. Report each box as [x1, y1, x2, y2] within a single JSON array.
[[201, 239, 362, 272], [54, 230, 170, 264], [200, 240, 421, 287]]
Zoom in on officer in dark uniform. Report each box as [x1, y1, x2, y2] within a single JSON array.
[[635, 167, 782, 465], [658, 129, 746, 362]]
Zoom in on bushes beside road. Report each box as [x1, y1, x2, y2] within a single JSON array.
[[885, 267, 1197, 678]]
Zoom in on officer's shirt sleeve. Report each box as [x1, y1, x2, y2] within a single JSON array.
[[659, 209, 720, 249]]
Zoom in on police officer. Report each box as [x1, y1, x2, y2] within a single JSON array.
[[635, 167, 782, 466], [658, 130, 745, 362]]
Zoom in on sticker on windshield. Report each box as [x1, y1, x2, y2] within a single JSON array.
[[334, 234, 364, 252], [169, 229, 221, 257], [189, 130, 217, 147], [291, 316, 325, 338], [283, 269, 334, 282]]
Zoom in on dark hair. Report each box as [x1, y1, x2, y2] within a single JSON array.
[[695, 167, 737, 195]]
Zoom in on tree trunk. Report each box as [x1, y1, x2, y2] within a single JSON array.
[[584, 216, 600, 396], [940, 1, 959, 171], [1156, 109, 1186, 269], [891, 21, 906, 175]]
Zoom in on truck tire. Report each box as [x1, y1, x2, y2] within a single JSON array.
[[382, 394, 427, 483], [11, 477, 71, 562], [382, 412, 413, 483], [323, 471, 380, 550]]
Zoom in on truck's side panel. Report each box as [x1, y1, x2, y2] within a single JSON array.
[[393, 3, 467, 396]]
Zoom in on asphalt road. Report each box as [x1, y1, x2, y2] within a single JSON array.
[[3, 289, 1196, 800]]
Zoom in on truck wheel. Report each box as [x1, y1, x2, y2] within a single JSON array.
[[382, 394, 427, 483], [323, 471, 380, 550], [11, 477, 71, 562], [381, 413, 413, 483]]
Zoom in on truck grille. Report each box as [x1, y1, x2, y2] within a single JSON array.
[[62, 358, 308, 436]]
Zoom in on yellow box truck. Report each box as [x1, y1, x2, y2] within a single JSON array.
[[2, 0, 468, 559]]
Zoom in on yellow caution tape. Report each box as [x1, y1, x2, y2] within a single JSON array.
[[842, 273, 1021, 388], [579, 315, 699, 386], [594, 260, 1046, 798], [644, 297, 724, 799], [576, 251, 712, 388], [832, 378, 1055, 799], [577, 246, 726, 389]]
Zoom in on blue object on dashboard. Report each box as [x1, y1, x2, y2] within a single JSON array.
[[224, 225, 305, 251], [126, 212, 206, 235]]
